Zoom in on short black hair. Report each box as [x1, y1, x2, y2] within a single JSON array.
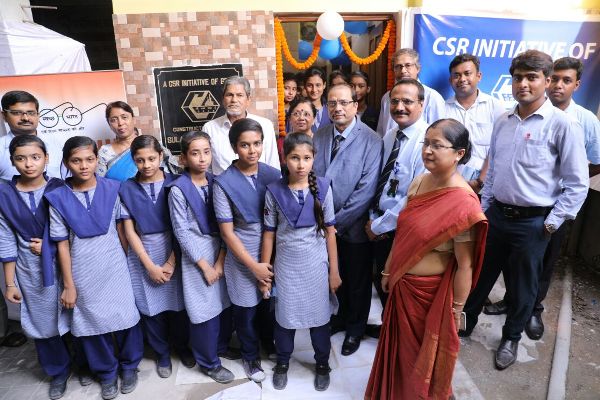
[[510, 50, 553, 77], [180, 130, 211, 157], [9, 135, 47, 159], [304, 67, 326, 84], [390, 78, 425, 102], [229, 118, 264, 149], [1, 91, 39, 111], [329, 70, 349, 86], [427, 118, 472, 165], [62, 136, 98, 161], [553, 57, 583, 81], [449, 53, 480, 73], [130, 135, 163, 158], [327, 83, 357, 102], [350, 71, 370, 86], [106, 101, 134, 120], [288, 97, 317, 118]]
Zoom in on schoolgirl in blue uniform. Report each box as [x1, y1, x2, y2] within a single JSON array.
[[45, 136, 142, 400], [166, 130, 234, 384], [0, 135, 71, 399], [213, 118, 280, 382], [261, 132, 341, 391], [119, 135, 194, 378]]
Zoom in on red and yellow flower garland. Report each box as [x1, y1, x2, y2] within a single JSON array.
[[274, 17, 396, 137]]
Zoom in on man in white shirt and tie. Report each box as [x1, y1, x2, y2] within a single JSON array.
[[365, 78, 429, 337]]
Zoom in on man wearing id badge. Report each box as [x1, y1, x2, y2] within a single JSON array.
[[365, 79, 428, 336]]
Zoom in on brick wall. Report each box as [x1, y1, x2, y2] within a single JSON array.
[[112, 11, 278, 138]]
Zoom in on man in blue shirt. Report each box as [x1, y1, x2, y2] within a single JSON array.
[[485, 57, 600, 340], [460, 50, 588, 370], [365, 79, 427, 336]]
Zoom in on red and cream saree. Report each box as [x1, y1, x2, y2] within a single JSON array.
[[365, 187, 488, 400]]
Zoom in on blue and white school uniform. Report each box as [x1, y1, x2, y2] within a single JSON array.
[[213, 162, 280, 361], [45, 176, 142, 384], [263, 177, 337, 365], [0, 177, 71, 380], [167, 172, 230, 369], [119, 173, 189, 367]]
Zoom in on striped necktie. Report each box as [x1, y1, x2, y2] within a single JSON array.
[[373, 130, 405, 212], [330, 134, 345, 162]]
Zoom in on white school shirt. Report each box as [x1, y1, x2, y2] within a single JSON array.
[[0, 131, 65, 182], [376, 83, 445, 136], [564, 100, 600, 165], [202, 113, 281, 175], [445, 91, 506, 172], [369, 118, 428, 235], [481, 99, 589, 228]]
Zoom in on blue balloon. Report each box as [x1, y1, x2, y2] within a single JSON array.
[[318, 39, 342, 60], [298, 40, 313, 61], [344, 21, 368, 35], [331, 51, 351, 66]]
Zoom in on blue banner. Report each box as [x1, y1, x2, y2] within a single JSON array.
[[413, 13, 600, 114]]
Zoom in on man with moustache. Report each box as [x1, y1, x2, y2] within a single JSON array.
[[203, 76, 280, 175], [444, 54, 505, 192], [376, 48, 445, 136], [460, 50, 588, 370], [313, 83, 383, 356], [485, 57, 600, 340], [1, 91, 64, 182], [365, 79, 428, 337]]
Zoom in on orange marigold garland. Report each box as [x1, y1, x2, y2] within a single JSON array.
[[339, 19, 395, 66], [386, 19, 397, 90], [274, 17, 396, 136]]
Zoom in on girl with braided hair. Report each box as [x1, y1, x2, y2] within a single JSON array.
[[261, 132, 341, 392]]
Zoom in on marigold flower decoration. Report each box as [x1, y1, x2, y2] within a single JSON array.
[[274, 18, 396, 136]]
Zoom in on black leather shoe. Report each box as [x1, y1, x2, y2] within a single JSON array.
[[525, 314, 544, 340], [218, 346, 242, 360], [365, 324, 381, 339], [200, 365, 234, 384], [272, 363, 289, 390], [314, 363, 331, 391], [179, 349, 196, 368], [495, 339, 518, 370], [49, 372, 71, 400], [483, 299, 508, 315], [341, 335, 361, 356], [0, 332, 27, 347]]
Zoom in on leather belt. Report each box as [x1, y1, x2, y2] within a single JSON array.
[[494, 200, 552, 219]]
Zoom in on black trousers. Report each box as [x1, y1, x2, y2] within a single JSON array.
[[333, 238, 373, 337], [499, 222, 569, 316], [464, 203, 550, 341], [372, 235, 394, 310]]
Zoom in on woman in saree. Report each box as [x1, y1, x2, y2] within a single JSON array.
[[365, 119, 488, 400], [97, 101, 179, 181]]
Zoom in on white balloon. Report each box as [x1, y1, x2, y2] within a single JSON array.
[[316, 11, 344, 40]]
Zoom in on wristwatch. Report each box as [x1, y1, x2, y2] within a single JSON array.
[[544, 223, 557, 234]]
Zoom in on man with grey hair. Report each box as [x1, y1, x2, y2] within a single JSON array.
[[376, 48, 445, 136], [203, 76, 280, 174]]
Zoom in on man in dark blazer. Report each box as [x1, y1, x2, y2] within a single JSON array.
[[313, 83, 383, 356]]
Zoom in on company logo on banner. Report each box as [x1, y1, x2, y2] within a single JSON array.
[[154, 64, 243, 154], [411, 12, 600, 114], [0, 71, 126, 142]]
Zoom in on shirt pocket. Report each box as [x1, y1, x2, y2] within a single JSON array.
[[518, 139, 549, 168], [474, 122, 493, 146]]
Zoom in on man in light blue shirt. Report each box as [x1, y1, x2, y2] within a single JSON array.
[[376, 49, 445, 136], [486, 56, 600, 339], [445, 54, 506, 191], [365, 79, 427, 319], [461, 50, 588, 371], [1, 91, 64, 182]]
